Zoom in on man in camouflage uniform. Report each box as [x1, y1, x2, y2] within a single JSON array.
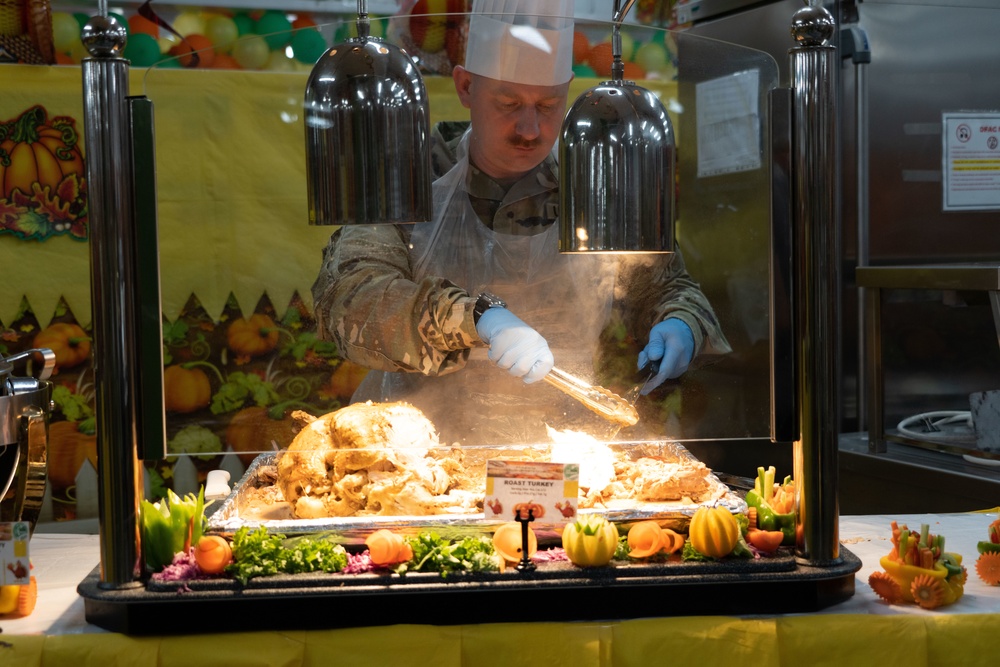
[[312, 1, 729, 444]]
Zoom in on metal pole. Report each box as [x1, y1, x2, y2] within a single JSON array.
[[81, 13, 143, 588], [789, 5, 842, 566], [839, 24, 871, 432], [854, 40, 870, 432]]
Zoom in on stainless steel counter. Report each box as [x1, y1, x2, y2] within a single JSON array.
[[856, 262, 1000, 458]]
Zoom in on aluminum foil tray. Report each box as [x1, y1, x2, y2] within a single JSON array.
[[206, 441, 747, 544]]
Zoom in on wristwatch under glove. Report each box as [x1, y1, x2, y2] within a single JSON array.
[[473, 292, 507, 326]]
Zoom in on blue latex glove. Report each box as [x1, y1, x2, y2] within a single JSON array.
[[637, 318, 695, 395], [475, 307, 554, 384]]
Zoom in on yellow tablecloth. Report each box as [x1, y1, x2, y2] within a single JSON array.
[[4, 615, 996, 667], [3, 512, 1000, 666]]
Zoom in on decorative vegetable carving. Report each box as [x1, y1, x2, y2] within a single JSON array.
[[627, 520, 684, 559], [868, 521, 966, 609], [194, 535, 233, 575], [688, 506, 739, 559], [492, 521, 536, 564], [365, 529, 413, 567], [561, 515, 619, 567]]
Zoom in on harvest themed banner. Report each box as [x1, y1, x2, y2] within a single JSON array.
[[0, 64, 676, 327]]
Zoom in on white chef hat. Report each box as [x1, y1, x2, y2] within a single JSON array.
[[464, 0, 575, 86]]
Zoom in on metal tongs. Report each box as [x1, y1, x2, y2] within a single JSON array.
[[624, 359, 659, 405], [543, 366, 639, 427]]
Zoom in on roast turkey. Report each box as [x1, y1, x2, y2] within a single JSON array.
[[276, 401, 482, 518]]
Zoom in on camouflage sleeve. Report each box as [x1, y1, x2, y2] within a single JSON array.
[[617, 248, 732, 359], [311, 224, 484, 375]]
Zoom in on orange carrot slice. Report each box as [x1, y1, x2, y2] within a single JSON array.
[[747, 529, 784, 553], [627, 521, 665, 558], [365, 529, 412, 566], [194, 535, 233, 574], [976, 552, 1000, 586], [771, 485, 794, 514], [868, 571, 903, 604], [660, 528, 685, 555], [911, 574, 946, 609], [17, 576, 37, 617]]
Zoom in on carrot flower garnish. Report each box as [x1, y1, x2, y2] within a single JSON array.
[[868, 571, 903, 604], [910, 574, 946, 609], [975, 552, 1000, 586]]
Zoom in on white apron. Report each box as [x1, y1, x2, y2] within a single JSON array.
[[355, 133, 620, 445]]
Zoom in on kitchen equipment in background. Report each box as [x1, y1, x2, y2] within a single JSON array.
[[0, 348, 54, 529], [304, 0, 432, 226], [559, 0, 676, 253]]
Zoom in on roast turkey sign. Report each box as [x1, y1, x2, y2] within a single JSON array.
[[484, 460, 579, 527], [0, 105, 88, 241]]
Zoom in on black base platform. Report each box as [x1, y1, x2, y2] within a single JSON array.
[[79, 547, 861, 635]]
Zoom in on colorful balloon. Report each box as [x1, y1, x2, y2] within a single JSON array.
[[205, 15, 239, 53], [634, 40, 672, 76], [333, 21, 351, 44], [128, 14, 160, 38], [255, 10, 292, 50], [157, 32, 180, 54], [231, 35, 270, 70], [232, 13, 254, 37], [266, 49, 297, 71], [66, 38, 88, 62], [291, 15, 317, 30], [172, 11, 206, 37], [124, 32, 162, 68], [169, 34, 215, 68], [290, 28, 326, 64], [52, 12, 80, 53]]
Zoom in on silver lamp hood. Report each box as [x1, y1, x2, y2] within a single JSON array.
[[558, 0, 676, 253], [304, 2, 432, 226]]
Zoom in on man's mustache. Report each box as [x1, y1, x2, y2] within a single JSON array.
[[508, 135, 541, 149]]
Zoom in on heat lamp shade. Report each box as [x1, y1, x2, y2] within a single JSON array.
[[559, 80, 676, 253], [305, 37, 432, 225]]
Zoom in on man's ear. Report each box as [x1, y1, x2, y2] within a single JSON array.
[[452, 65, 473, 109]]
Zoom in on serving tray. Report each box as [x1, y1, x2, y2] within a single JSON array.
[[206, 441, 747, 543], [79, 546, 862, 635]]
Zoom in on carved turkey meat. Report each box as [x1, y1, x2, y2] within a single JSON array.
[[276, 401, 482, 518]]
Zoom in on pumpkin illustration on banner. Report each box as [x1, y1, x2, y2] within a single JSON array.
[[32, 321, 90, 371], [0, 105, 88, 240], [163, 364, 212, 413], [226, 313, 280, 358]]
